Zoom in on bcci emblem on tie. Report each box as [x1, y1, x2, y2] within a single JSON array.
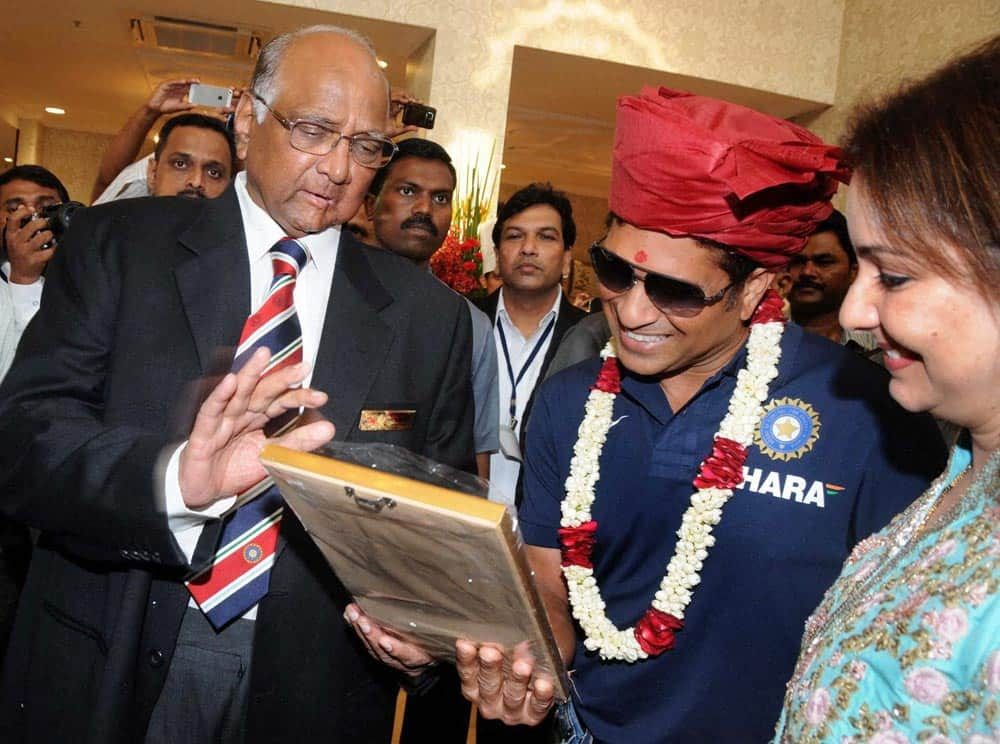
[[243, 543, 264, 564], [755, 397, 821, 461]]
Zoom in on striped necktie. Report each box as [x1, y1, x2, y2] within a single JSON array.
[[186, 237, 308, 629]]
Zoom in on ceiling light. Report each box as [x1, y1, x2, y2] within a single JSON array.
[[2, 157, 12, 163], [377, 59, 388, 69], [45, 107, 66, 115]]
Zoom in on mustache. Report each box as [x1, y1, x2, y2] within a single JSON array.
[[793, 278, 824, 291], [400, 215, 437, 236], [176, 187, 207, 199]]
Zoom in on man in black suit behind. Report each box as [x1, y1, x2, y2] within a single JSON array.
[[0, 25, 473, 743]]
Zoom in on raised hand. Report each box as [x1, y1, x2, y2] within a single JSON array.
[[386, 87, 421, 139], [147, 78, 199, 116], [178, 347, 335, 508]]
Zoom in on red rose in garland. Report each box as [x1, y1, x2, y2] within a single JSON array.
[[559, 521, 598, 568], [635, 608, 684, 655], [751, 289, 786, 325], [693, 437, 748, 490]]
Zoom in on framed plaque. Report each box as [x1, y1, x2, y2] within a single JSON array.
[[261, 443, 569, 700]]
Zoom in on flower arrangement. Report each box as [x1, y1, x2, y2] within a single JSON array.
[[430, 143, 499, 300], [429, 235, 484, 296]]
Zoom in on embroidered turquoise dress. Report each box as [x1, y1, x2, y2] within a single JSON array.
[[774, 439, 1000, 743]]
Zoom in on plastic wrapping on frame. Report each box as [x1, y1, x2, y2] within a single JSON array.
[[261, 441, 570, 701]]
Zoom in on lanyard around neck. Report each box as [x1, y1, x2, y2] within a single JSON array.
[[497, 315, 556, 428]]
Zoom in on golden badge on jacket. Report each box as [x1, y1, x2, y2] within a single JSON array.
[[358, 409, 416, 431]]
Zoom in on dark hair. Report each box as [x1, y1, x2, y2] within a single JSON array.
[[493, 182, 576, 249], [812, 209, 855, 264], [695, 237, 760, 309], [843, 34, 999, 299], [0, 164, 70, 203], [368, 138, 456, 198], [154, 113, 237, 171]]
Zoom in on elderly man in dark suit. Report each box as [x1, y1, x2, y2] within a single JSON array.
[[0, 25, 473, 744]]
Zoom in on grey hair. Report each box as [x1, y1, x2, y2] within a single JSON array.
[[250, 25, 384, 123]]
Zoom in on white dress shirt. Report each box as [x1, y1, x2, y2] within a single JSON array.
[[0, 263, 43, 382], [488, 287, 562, 507], [92, 155, 152, 205], [164, 172, 340, 616]]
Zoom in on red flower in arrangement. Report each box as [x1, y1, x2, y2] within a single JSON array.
[[693, 437, 747, 490], [429, 234, 485, 298], [634, 607, 684, 655], [591, 356, 622, 394], [559, 520, 598, 568], [751, 289, 786, 325]]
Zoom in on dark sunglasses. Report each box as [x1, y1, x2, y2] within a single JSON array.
[[589, 243, 734, 317]]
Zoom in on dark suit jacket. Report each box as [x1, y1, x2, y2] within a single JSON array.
[[0, 188, 475, 743]]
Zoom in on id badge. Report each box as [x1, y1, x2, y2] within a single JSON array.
[[498, 424, 522, 462]]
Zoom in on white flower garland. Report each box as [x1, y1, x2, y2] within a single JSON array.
[[560, 319, 785, 662]]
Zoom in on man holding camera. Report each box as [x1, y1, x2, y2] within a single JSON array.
[[0, 164, 70, 674], [0, 165, 70, 380], [92, 79, 237, 204]]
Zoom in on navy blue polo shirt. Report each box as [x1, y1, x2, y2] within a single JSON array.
[[520, 323, 945, 744]]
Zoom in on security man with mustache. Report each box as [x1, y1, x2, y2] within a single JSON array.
[[787, 209, 876, 351], [365, 137, 499, 482]]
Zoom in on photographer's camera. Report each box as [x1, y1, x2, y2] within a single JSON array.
[[18, 201, 84, 249]]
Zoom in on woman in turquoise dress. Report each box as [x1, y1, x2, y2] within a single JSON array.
[[774, 35, 1000, 743]]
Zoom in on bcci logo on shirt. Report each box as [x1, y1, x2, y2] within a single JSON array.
[[755, 397, 821, 461]]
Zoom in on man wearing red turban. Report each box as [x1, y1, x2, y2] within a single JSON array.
[[447, 87, 946, 743]]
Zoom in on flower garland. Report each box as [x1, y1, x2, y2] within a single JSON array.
[[559, 290, 787, 662]]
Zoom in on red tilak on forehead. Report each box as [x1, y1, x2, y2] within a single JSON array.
[[634, 250, 649, 264]]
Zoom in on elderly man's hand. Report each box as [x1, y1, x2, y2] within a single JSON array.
[[344, 603, 437, 678], [178, 347, 335, 508], [455, 639, 556, 726]]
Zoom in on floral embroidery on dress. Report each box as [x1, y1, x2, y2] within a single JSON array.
[[773, 445, 1000, 744], [903, 667, 950, 705]]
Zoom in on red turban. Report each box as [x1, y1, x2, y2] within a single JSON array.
[[610, 86, 851, 268]]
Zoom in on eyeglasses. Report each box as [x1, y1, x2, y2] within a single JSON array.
[[589, 243, 734, 317], [250, 92, 397, 168]]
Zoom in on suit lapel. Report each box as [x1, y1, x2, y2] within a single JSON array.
[[312, 231, 394, 440], [173, 189, 251, 377], [539, 295, 585, 379]]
